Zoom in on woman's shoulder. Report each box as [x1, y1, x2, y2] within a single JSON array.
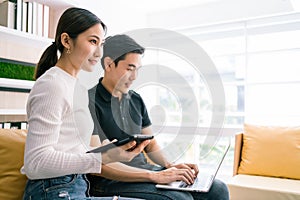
[[39, 67, 75, 81], [32, 67, 76, 95]]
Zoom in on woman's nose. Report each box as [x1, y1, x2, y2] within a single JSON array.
[[94, 46, 102, 58]]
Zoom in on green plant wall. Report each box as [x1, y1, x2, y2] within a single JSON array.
[[0, 60, 35, 81]]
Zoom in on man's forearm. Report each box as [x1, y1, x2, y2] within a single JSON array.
[[94, 162, 154, 182], [141, 127, 172, 168], [145, 150, 171, 168], [145, 140, 172, 168]]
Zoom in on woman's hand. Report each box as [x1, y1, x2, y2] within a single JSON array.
[[101, 139, 150, 164]]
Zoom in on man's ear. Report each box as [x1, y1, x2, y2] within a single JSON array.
[[60, 32, 72, 51], [104, 57, 114, 71]]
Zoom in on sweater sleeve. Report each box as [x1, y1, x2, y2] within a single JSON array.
[[23, 76, 102, 179]]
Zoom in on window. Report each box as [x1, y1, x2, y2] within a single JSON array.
[[136, 12, 300, 181], [177, 12, 300, 127]]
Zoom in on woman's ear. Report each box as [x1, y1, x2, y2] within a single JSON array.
[[104, 57, 114, 71], [60, 33, 72, 52]]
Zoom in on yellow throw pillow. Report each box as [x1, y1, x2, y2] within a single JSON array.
[[238, 124, 300, 180], [0, 129, 27, 200]]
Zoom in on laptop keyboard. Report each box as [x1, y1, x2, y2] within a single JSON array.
[[179, 174, 214, 189]]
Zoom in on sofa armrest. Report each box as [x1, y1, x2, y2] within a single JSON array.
[[0, 129, 27, 200], [233, 132, 243, 176]]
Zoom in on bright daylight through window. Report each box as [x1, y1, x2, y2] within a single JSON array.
[[136, 12, 300, 182]]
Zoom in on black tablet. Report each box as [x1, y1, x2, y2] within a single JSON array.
[[86, 134, 154, 153]]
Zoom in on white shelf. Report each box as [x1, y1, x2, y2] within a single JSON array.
[[0, 109, 26, 115], [0, 25, 52, 48], [26, 0, 79, 8], [0, 78, 34, 90], [0, 0, 78, 119]]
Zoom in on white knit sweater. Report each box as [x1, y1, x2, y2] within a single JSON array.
[[22, 67, 101, 179]]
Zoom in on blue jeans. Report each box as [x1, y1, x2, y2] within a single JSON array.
[[87, 175, 229, 200], [22, 174, 144, 200]]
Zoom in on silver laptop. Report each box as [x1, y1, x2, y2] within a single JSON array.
[[156, 141, 230, 193]]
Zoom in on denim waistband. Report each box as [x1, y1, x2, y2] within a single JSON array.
[[24, 174, 89, 199]]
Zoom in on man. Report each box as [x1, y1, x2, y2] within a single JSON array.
[[88, 34, 229, 200]]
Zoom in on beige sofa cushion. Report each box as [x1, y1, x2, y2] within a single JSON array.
[[238, 124, 300, 180], [0, 129, 27, 200], [228, 174, 300, 200]]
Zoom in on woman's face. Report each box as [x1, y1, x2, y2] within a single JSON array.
[[69, 23, 105, 72]]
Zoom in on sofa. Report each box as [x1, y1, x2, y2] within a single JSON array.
[[227, 124, 300, 200], [0, 128, 155, 200], [0, 128, 27, 200]]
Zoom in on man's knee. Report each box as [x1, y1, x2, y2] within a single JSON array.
[[210, 179, 229, 200]]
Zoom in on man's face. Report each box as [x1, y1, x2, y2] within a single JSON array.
[[110, 53, 142, 95]]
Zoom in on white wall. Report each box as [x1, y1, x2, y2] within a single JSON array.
[[147, 0, 296, 29], [77, 0, 298, 89], [79, 0, 148, 34], [80, 0, 298, 31]]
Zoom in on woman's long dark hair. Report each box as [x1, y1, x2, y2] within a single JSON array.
[[34, 7, 106, 80]]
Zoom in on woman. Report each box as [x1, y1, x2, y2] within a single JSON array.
[[22, 7, 149, 200]]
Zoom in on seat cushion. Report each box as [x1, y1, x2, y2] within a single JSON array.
[[0, 129, 27, 200], [238, 124, 300, 180], [228, 174, 300, 200]]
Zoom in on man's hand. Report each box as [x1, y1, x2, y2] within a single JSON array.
[[167, 162, 199, 177], [101, 139, 150, 164], [149, 167, 197, 185]]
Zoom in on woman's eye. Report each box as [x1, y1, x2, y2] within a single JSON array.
[[90, 39, 97, 44]]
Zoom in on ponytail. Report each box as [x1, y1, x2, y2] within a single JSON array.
[[34, 42, 58, 80]]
